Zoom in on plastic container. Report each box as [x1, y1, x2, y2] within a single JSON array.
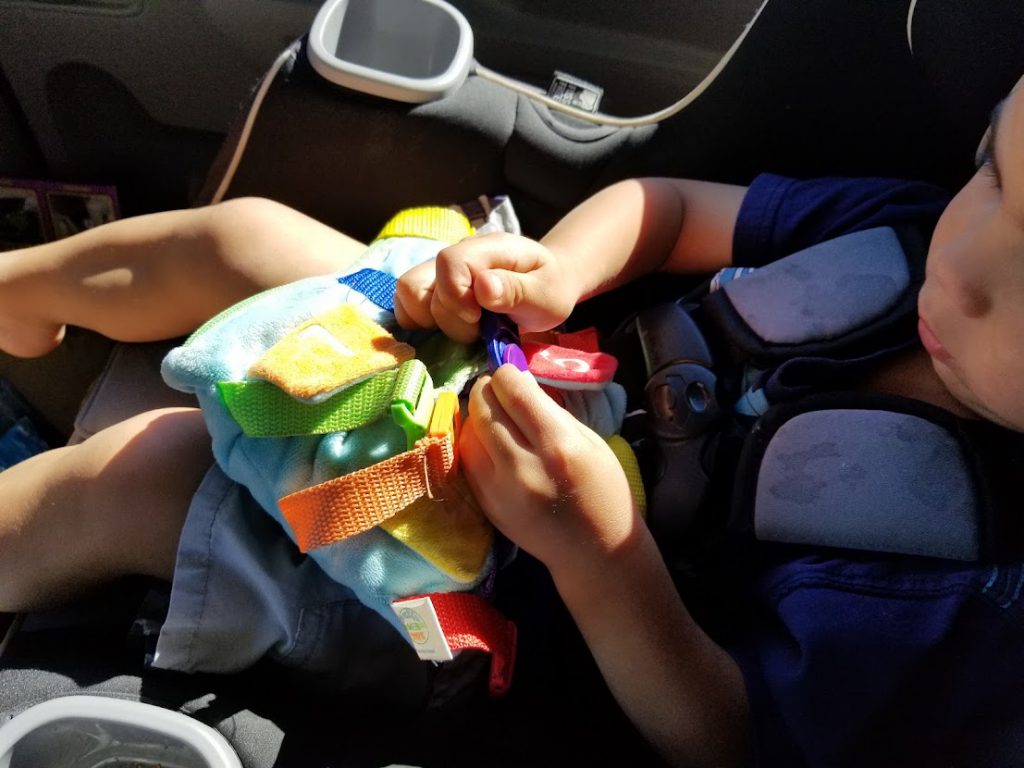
[[0, 696, 242, 768], [307, 0, 473, 103]]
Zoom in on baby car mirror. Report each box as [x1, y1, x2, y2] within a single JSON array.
[[308, 0, 474, 103]]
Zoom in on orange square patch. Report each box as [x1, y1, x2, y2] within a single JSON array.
[[249, 304, 414, 400]]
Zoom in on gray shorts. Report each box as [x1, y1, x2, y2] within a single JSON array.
[[152, 464, 425, 689]]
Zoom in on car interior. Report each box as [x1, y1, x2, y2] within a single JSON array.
[[0, 0, 1023, 765]]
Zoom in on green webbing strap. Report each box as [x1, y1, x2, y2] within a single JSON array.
[[391, 361, 435, 447], [218, 359, 430, 437]]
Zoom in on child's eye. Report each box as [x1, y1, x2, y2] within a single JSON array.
[[974, 127, 995, 171], [974, 100, 1005, 180]]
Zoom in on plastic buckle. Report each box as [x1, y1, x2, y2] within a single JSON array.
[[391, 359, 434, 446], [547, 70, 603, 113], [421, 391, 461, 499], [631, 302, 721, 549], [428, 390, 461, 441], [480, 310, 528, 373]]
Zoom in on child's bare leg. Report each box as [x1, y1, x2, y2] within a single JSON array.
[[0, 197, 366, 358], [0, 407, 211, 611]]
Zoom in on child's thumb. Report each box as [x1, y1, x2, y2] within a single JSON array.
[[475, 269, 529, 313]]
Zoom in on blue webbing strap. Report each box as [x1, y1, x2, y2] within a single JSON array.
[[338, 269, 397, 312]]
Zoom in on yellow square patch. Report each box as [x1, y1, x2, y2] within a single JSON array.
[[381, 477, 493, 584], [249, 304, 415, 400]]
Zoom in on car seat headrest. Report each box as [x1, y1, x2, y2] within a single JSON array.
[[909, 0, 1024, 177]]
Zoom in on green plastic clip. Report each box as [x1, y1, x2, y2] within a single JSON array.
[[390, 359, 434, 447]]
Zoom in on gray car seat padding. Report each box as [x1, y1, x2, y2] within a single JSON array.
[[700, 226, 926, 368], [722, 227, 910, 346], [753, 408, 980, 560], [201, 3, 978, 245], [70, 340, 196, 444], [731, 393, 1024, 562]]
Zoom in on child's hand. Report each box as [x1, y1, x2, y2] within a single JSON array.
[[394, 232, 580, 344], [459, 365, 640, 577]]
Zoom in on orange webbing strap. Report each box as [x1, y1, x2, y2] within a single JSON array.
[[428, 591, 517, 696], [280, 434, 455, 552]]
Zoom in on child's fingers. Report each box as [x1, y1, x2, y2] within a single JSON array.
[[487, 365, 577, 450], [436, 233, 548, 315], [458, 417, 497, 506], [472, 268, 567, 332], [471, 269, 509, 309], [472, 268, 529, 314], [434, 242, 485, 325], [393, 261, 438, 330], [428, 290, 481, 344], [467, 374, 529, 464]]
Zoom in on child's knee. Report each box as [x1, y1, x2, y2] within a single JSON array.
[[200, 197, 356, 279], [201, 197, 292, 250], [77, 408, 211, 580], [0, 410, 209, 610], [81, 408, 211, 500]]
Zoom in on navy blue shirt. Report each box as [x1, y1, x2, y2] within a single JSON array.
[[723, 175, 1024, 766], [733, 173, 949, 267]]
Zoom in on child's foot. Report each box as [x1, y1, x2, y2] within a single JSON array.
[[0, 251, 66, 358], [0, 317, 65, 358]]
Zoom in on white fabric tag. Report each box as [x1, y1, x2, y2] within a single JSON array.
[[391, 596, 454, 661]]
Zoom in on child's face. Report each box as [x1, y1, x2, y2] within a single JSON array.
[[919, 76, 1024, 432]]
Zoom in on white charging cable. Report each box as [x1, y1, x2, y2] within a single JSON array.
[[470, 0, 770, 128]]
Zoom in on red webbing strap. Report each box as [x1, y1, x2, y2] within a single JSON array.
[[279, 434, 455, 552], [427, 591, 517, 697]]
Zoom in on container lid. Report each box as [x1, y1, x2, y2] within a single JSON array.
[[0, 696, 242, 768], [308, 0, 474, 103]]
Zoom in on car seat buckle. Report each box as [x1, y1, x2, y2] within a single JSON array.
[[547, 70, 603, 113]]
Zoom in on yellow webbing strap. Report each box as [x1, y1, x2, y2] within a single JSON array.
[[374, 206, 475, 244], [607, 434, 647, 518]]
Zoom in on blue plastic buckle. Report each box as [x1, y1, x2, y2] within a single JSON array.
[[480, 310, 529, 373]]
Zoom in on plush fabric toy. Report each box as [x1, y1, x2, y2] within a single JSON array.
[[161, 201, 640, 693]]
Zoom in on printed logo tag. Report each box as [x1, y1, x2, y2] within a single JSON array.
[[391, 596, 454, 661]]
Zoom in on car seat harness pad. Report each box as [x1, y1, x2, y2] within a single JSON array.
[[615, 226, 1021, 563]]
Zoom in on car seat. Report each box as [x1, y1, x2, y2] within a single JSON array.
[[1, 0, 1023, 765]]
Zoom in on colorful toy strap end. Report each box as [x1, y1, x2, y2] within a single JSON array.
[[392, 591, 517, 697], [374, 206, 476, 245]]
